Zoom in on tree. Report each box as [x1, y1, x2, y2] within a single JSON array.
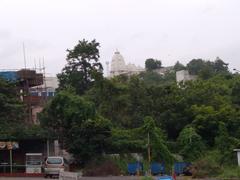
[[231, 78, 240, 106], [215, 123, 240, 165], [127, 76, 151, 128], [190, 105, 219, 146], [147, 84, 188, 139], [110, 116, 173, 167], [213, 57, 228, 73], [85, 77, 131, 127], [139, 71, 163, 86], [141, 116, 173, 165], [139, 71, 176, 86], [66, 116, 112, 165], [187, 59, 211, 75], [177, 126, 205, 161], [174, 61, 186, 71], [57, 39, 103, 95], [40, 90, 111, 164], [0, 78, 25, 139], [145, 58, 162, 71], [187, 58, 229, 79]]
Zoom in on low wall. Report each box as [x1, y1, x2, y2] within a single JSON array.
[[59, 171, 82, 180]]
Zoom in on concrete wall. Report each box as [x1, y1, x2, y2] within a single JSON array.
[[176, 70, 197, 83]]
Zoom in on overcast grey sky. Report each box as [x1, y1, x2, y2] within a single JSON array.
[[0, 0, 240, 75]]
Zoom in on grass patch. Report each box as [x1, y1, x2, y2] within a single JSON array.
[[141, 176, 154, 180], [218, 166, 240, 179]]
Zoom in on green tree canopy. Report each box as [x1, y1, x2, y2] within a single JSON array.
[[174, 61, 186, 71], [214, 57, 228, 73], [215, 122, 240, 165], [110, 116, 173, 166], [40, 90, 111, 164], [186, 58, 229, 79], [145, 58, 162, 71], [177, 126, 205, 161], [0, 78, 48, 139], [0, 78, 25, 139], [57, 39, 103, 95]]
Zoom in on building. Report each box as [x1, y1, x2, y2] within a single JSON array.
[[109, 50, 144, 77], [29, 76, 58, 124], [0, 69, 44, 124], [0, 69, 58, 124], [109, 50, 175, 78], [176, 70, 197, 83], [153, 66, 174, 75]]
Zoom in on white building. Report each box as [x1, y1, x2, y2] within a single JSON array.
[[30, 76, 59, 124], [109, 50, 144, 77], [176, 70, 197, 83], [154, 66, 173, 75], [31, 76, 58, 96]]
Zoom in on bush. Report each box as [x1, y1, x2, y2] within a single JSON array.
[[110, 155, 130, 175], [190, 151, 222, 178], [219, 166, 240, 179]]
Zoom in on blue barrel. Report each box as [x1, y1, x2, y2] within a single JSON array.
[[174, 162, 191, 175], [127, 162, 143, 175], [151, 162, 165, 175]]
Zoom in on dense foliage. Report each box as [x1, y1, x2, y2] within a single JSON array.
[[40, 39, 240, 172], [40, 90, 111, 165], [57, 39, 103, 95], [145, 58, 162, 71], [0, 78, 48, 139], [0, 78, 24, 139]]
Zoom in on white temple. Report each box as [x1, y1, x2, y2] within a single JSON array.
[[109, 50, 144, 77]]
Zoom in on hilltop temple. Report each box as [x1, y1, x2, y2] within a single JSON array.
[[109, 50, 144, 77]]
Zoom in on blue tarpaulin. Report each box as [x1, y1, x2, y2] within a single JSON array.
[[174, 162, 191, 175], [151, 162, 165, 175], [0, 71, 18, 81]]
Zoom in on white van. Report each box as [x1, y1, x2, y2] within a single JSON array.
[[44, 156, 68, 178]]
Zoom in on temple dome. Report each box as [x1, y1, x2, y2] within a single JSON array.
[[111, 50, 126, 72], [109, 50, 144, 77]]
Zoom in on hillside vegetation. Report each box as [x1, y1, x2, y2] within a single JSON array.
[[40, 40, 240, 177]]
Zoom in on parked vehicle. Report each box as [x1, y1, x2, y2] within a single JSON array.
[[44, 156, 68, 178]]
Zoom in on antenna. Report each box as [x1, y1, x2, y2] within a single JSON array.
[[23, 43, 27, 69], [39, 59, 42, 72], [34, 58, 37, 71], [42, 57, 47, 101]]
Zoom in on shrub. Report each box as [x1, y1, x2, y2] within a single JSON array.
[[219, 166, 240, 179], [190, 151, 222, 178]]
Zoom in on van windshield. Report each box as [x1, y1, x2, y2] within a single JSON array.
[[47, 158, 63, 164]]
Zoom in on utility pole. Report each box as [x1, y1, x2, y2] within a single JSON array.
[[23, 43, 27, 69]]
